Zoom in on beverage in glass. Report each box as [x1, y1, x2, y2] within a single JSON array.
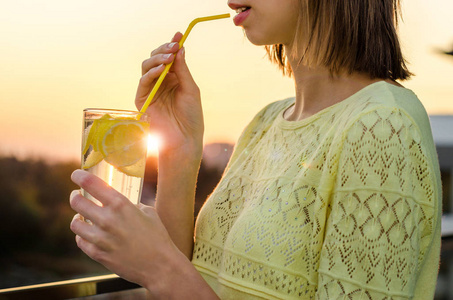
[[81, 109, 149, 205]]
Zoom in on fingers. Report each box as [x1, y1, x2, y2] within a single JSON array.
[[69, 190, 103, 222], [138, 63, 166, 88], [70, 214, 96, 243], [149, 40, 179, 58], [71, 214, 112, 251], [71, 170, 128, 209], [172, 47, 198, 93], [141, 32, 183, 76], [142, 51, 175, 76], [75, 235, 106, 263], [148, 32, 182, 56], [170, 32, 183, 43], [69, 189, 118, 233], [136, 31, 198, 110]]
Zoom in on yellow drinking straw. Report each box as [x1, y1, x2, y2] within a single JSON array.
[[140, 13, 230, 114]]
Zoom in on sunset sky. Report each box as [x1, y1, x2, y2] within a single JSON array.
[[1, 0, 452, 162]]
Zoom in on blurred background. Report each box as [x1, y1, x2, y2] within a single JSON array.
[[0, 0, 452, 298]]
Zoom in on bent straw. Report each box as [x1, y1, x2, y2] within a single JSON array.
[[140, 13, 230, 114]]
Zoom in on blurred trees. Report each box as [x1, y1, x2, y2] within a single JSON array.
[[0, 157, 79, 257]]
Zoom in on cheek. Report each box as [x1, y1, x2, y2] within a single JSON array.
[[246, 20, 295, 46]]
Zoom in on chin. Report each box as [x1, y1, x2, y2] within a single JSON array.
[[244, 32, 273, 46], [244, 28, 287, 46]]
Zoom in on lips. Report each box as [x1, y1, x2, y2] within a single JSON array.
[[233, 8, 251, 26], [228, 2, 251, 26]]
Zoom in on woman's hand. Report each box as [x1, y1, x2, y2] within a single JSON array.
[[69, 170, 219, 298], [69, 170, 182, 290], [136, 32, 203, 157]]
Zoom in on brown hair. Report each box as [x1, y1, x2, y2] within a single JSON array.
[[265, 0, 412, 80]]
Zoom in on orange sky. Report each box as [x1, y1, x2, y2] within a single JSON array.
[[0, 0, 452, 162]]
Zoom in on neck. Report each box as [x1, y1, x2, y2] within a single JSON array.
[[284, 55, 380, 121]]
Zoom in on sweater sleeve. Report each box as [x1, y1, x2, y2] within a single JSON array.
[[316, 107, 439, 299]]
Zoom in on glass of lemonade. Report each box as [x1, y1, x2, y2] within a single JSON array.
[[81, 108, 150, 205]]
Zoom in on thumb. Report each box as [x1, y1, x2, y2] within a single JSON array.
[[172, 47, 197, 92]]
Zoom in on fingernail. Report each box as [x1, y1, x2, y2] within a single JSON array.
[[71, 169, 85, 183], [70, 190, 81, 201], [72, 213, 82, 222], [167, 42, 177, 48], [163, 53, 171, 59], [181, 47, 185, 58]]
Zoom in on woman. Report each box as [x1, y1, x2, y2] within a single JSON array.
[[70, 0, 441, 298]]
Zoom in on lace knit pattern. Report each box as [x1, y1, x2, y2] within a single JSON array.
[[192, 82, 440, 299]]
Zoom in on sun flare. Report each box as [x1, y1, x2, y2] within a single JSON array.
[[147, 134, 161, 157]]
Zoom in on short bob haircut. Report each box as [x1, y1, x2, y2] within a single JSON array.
[[265, 0, 412, 80]]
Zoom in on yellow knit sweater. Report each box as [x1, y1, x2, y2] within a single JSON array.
[[192, 81, 441, 299]]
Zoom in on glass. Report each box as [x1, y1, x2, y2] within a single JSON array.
[[81, 108, 150, 205]]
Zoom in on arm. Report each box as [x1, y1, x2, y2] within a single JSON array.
[[135, 32, 204, 258], [155, 147, 201, 259], [316, 108, 440, 299], [69, 33, 216, 297]]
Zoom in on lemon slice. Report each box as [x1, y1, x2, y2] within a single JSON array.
[[117, 156, 147, 177], [99, 121, 149, 168], [82, 114, 116, 155], [91, 115, 117, 152], [82, 124, 93, 156], [82, 150, 104, 169]]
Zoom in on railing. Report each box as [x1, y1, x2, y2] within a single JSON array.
[[0, 274, 140, 300]]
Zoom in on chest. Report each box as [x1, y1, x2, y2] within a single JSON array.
[[195, 123, 341, 258]]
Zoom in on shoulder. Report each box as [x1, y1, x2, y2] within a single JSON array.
[[336, 82, 441, 200], [339, 82, 432, 147], [334, 82, 441, 191]]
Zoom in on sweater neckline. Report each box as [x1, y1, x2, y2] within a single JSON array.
[[276, 80, 391, 130]]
